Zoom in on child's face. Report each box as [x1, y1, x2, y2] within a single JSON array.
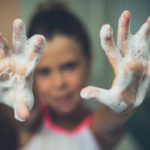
[[35, 35, 90, 114]]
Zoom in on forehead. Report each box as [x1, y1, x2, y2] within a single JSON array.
[[37, 35, 85, 67]]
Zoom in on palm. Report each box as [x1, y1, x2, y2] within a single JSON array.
[[81, 11, 150, 113], [0, 19, 45, 121]]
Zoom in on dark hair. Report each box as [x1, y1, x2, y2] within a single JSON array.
[[0, 105, 18, 150], [27, 2, 91, 59]]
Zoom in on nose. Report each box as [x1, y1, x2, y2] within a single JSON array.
[[51, 72, 66, 90]]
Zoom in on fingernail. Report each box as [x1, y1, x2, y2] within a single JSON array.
[[146, 17, 150, 26], [37, 36, 43, 44], [122, 10, 130, 25], [123, 10, 130, 19]]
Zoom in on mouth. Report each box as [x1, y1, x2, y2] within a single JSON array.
[[53, 93, 73, 106]]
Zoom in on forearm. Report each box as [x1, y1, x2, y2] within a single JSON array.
[[91, 104, 134, 150], [96, 104, 134, 131]]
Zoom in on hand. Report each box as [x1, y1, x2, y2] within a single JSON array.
[[81, 11, 150, 113], [0, 19, 46, 121]]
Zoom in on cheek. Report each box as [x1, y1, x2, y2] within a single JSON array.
[[34, 77, 50, 96], [66, 68, 88, 90]]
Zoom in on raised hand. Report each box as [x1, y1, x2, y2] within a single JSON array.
[[0, 19, 46, 121], [81, 11, 150, 113]]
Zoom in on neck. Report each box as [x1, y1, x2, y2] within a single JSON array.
[[49, 102, 91, 130]]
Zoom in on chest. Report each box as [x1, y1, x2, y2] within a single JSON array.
[[21, 125, 100, 150]]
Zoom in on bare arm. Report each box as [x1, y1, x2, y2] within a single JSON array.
[[81, 10, 150, 150]]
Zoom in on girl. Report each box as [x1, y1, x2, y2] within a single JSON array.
[[0, 2, 150, 150]]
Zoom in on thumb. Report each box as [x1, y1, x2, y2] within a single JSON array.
[[80, 86, 127, 113], [80, 86, 109, 102]]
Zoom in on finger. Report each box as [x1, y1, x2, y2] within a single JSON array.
[[27, 35, 46, 62], [0, 33, 9, 58], [14, 102, 29, 121], [117, 10, 130, 56], [132, 17, 150, 60], [118, 10, 131, 41], [12, 19, 27, 53], [24, 35, 46, 76], [80, 86, 127, 112], [100, 24, 121, 74], [135, 17, 150, 41]]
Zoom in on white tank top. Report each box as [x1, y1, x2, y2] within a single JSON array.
[[21, 104, 101, 150]]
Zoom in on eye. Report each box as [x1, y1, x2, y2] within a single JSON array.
[[36, 67, 50, 76], [61, 61, 78, 71]]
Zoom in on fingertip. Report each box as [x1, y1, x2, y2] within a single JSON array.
[[80, 86, 92, 99], [16, 102, 29, 121], [123, 10, 130, 19], [121, 10, 130, 26], [146, 17, 150, 26], [37, 36, 44, 44], [33, 35, 46, 47], [13, 19, 24, 29], [100, 24, 113, 39], [37, 35, 46, 46], [80, 86, 101, 101], [101, 24, 112, 31], [14, 19, 23, 25], [80, 87, 87, 99]]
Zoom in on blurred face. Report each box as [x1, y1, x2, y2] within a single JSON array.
[[35, 35, 90, 114]]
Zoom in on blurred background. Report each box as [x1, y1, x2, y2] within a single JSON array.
[[0, 0, 150, 149]]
